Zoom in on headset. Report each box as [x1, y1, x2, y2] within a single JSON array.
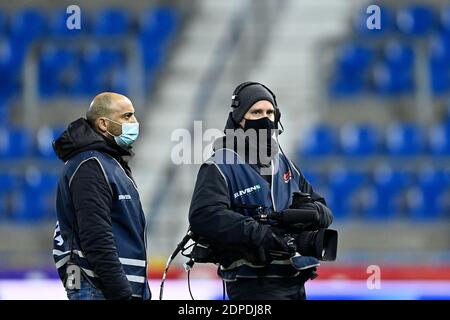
[[230, 81, 283, 133]]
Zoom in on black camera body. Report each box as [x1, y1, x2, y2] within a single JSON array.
[[186, 192, 337, 268], [285, 191, 338, 261]]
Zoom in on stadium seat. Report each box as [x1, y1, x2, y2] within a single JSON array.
[[372, 62, 414, 96], [330, 43, 374, 96], [396, 5, 435, 36], [298, 124, 335, 157], [439, 5, 450, 35], [363, 166, 412, 219], [407, 168, 449, 219], [36, 126, 64, 159], [140, 40, 164, 72], [0, 127, 31, 159], [0, 37, 20, 99], [80, 45, 124, 95], [139, 6, 179, 46], [13, 168, 59, 221], [0, 172, 22, 220], [0, 10, 6, 35], [429, 123, 450, 155], [299, 169, 322, 187], [383, 42, 414, 71], [340, 123, 380, 156], [329, 74, 365, 97], [10, 8, 46, 46], [385, 122, 424, 156], [429, 35, 450, 95], [38, 45, 78, 96], [327, 168, 366, 218], [336, 43, 373, 76], [101, 66, 129, 95], [93, 8, 131, 36]]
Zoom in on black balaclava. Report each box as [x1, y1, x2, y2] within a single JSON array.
[[219, 82, 280, 169]]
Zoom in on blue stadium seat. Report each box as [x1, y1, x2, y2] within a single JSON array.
[[372, 62, 414, 96], [299, 169, 322, 187], [429, 35, 450, 95], [101, 66, 129, 95], [0, 127, 31, 159], [429, 123, 450, 155], [353, 5, 393, 36], [0, 10, 7, 35], [327, 168, 366, 219], [38, 45, 78, 96], [363, 166, 412, 219], [329, 74, 365, 97], [140, 41, 164, 72], [385, 122, 424, 156], [384, 41, 414, 71], [439, 5, 450, 35], [0, 173, 21, 220], [10, 9, 46, 45], [336, 43, 373, 76], [396, 5, 435, 37], [13, 169, 59, 221], [0, 37, 21, 99], [340, 123, 380, 156], [0, 99, 10, 120], [79, 45, 124, 95], [407, 168, 449, 219], [93, 8, 131, 36], [139, 6, 179, 46], [298, 124, 335, 157], [36, 126, 64, 159], [330, 43, 373, 97]]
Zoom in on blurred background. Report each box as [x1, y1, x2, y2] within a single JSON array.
[[0, 0, 449, 299]]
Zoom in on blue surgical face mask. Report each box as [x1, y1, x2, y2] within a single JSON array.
[[105, 118, 139, 149]]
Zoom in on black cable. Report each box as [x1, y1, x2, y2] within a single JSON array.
[[187, 270, 195, 300], [222, 280, 226, 300]]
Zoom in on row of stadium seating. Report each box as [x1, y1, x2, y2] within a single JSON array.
[[303, 165, 450, 220], [299, 120, 450, 157], [1, 164, 449, 222], [331, 3, 450, 96], [0, 6, 179, 100], [353, 4, 450, 36], [0, 169, 58, 222], [2, 119, 450, 160]]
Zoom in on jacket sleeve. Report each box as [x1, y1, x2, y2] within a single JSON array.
[[70, 159, 133, 300], [189, 163, 273, 248], [294, 164, 334, 228]]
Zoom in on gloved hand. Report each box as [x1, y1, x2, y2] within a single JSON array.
[[256, 230, 296, 264], [287, 192, 321, 231]]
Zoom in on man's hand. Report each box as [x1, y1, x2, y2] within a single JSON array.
[[256, 231, 296, 264]]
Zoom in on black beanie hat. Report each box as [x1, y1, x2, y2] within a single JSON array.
[[230, 82, 276, 124]]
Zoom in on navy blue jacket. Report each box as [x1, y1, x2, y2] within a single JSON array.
[[189, 146, 333, 280], [52, 118, 150, 300]]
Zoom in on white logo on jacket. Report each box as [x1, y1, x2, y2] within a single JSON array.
[[234, 184, 261, 199], [118, 194, 132, 200]]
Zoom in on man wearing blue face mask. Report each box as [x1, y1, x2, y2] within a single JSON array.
[[52, 92, 150, 300]]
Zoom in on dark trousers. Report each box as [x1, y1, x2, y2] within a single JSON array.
[[225, 276, 307, 300]]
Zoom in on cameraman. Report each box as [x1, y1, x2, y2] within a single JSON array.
[[189, 82, 334, 300]]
